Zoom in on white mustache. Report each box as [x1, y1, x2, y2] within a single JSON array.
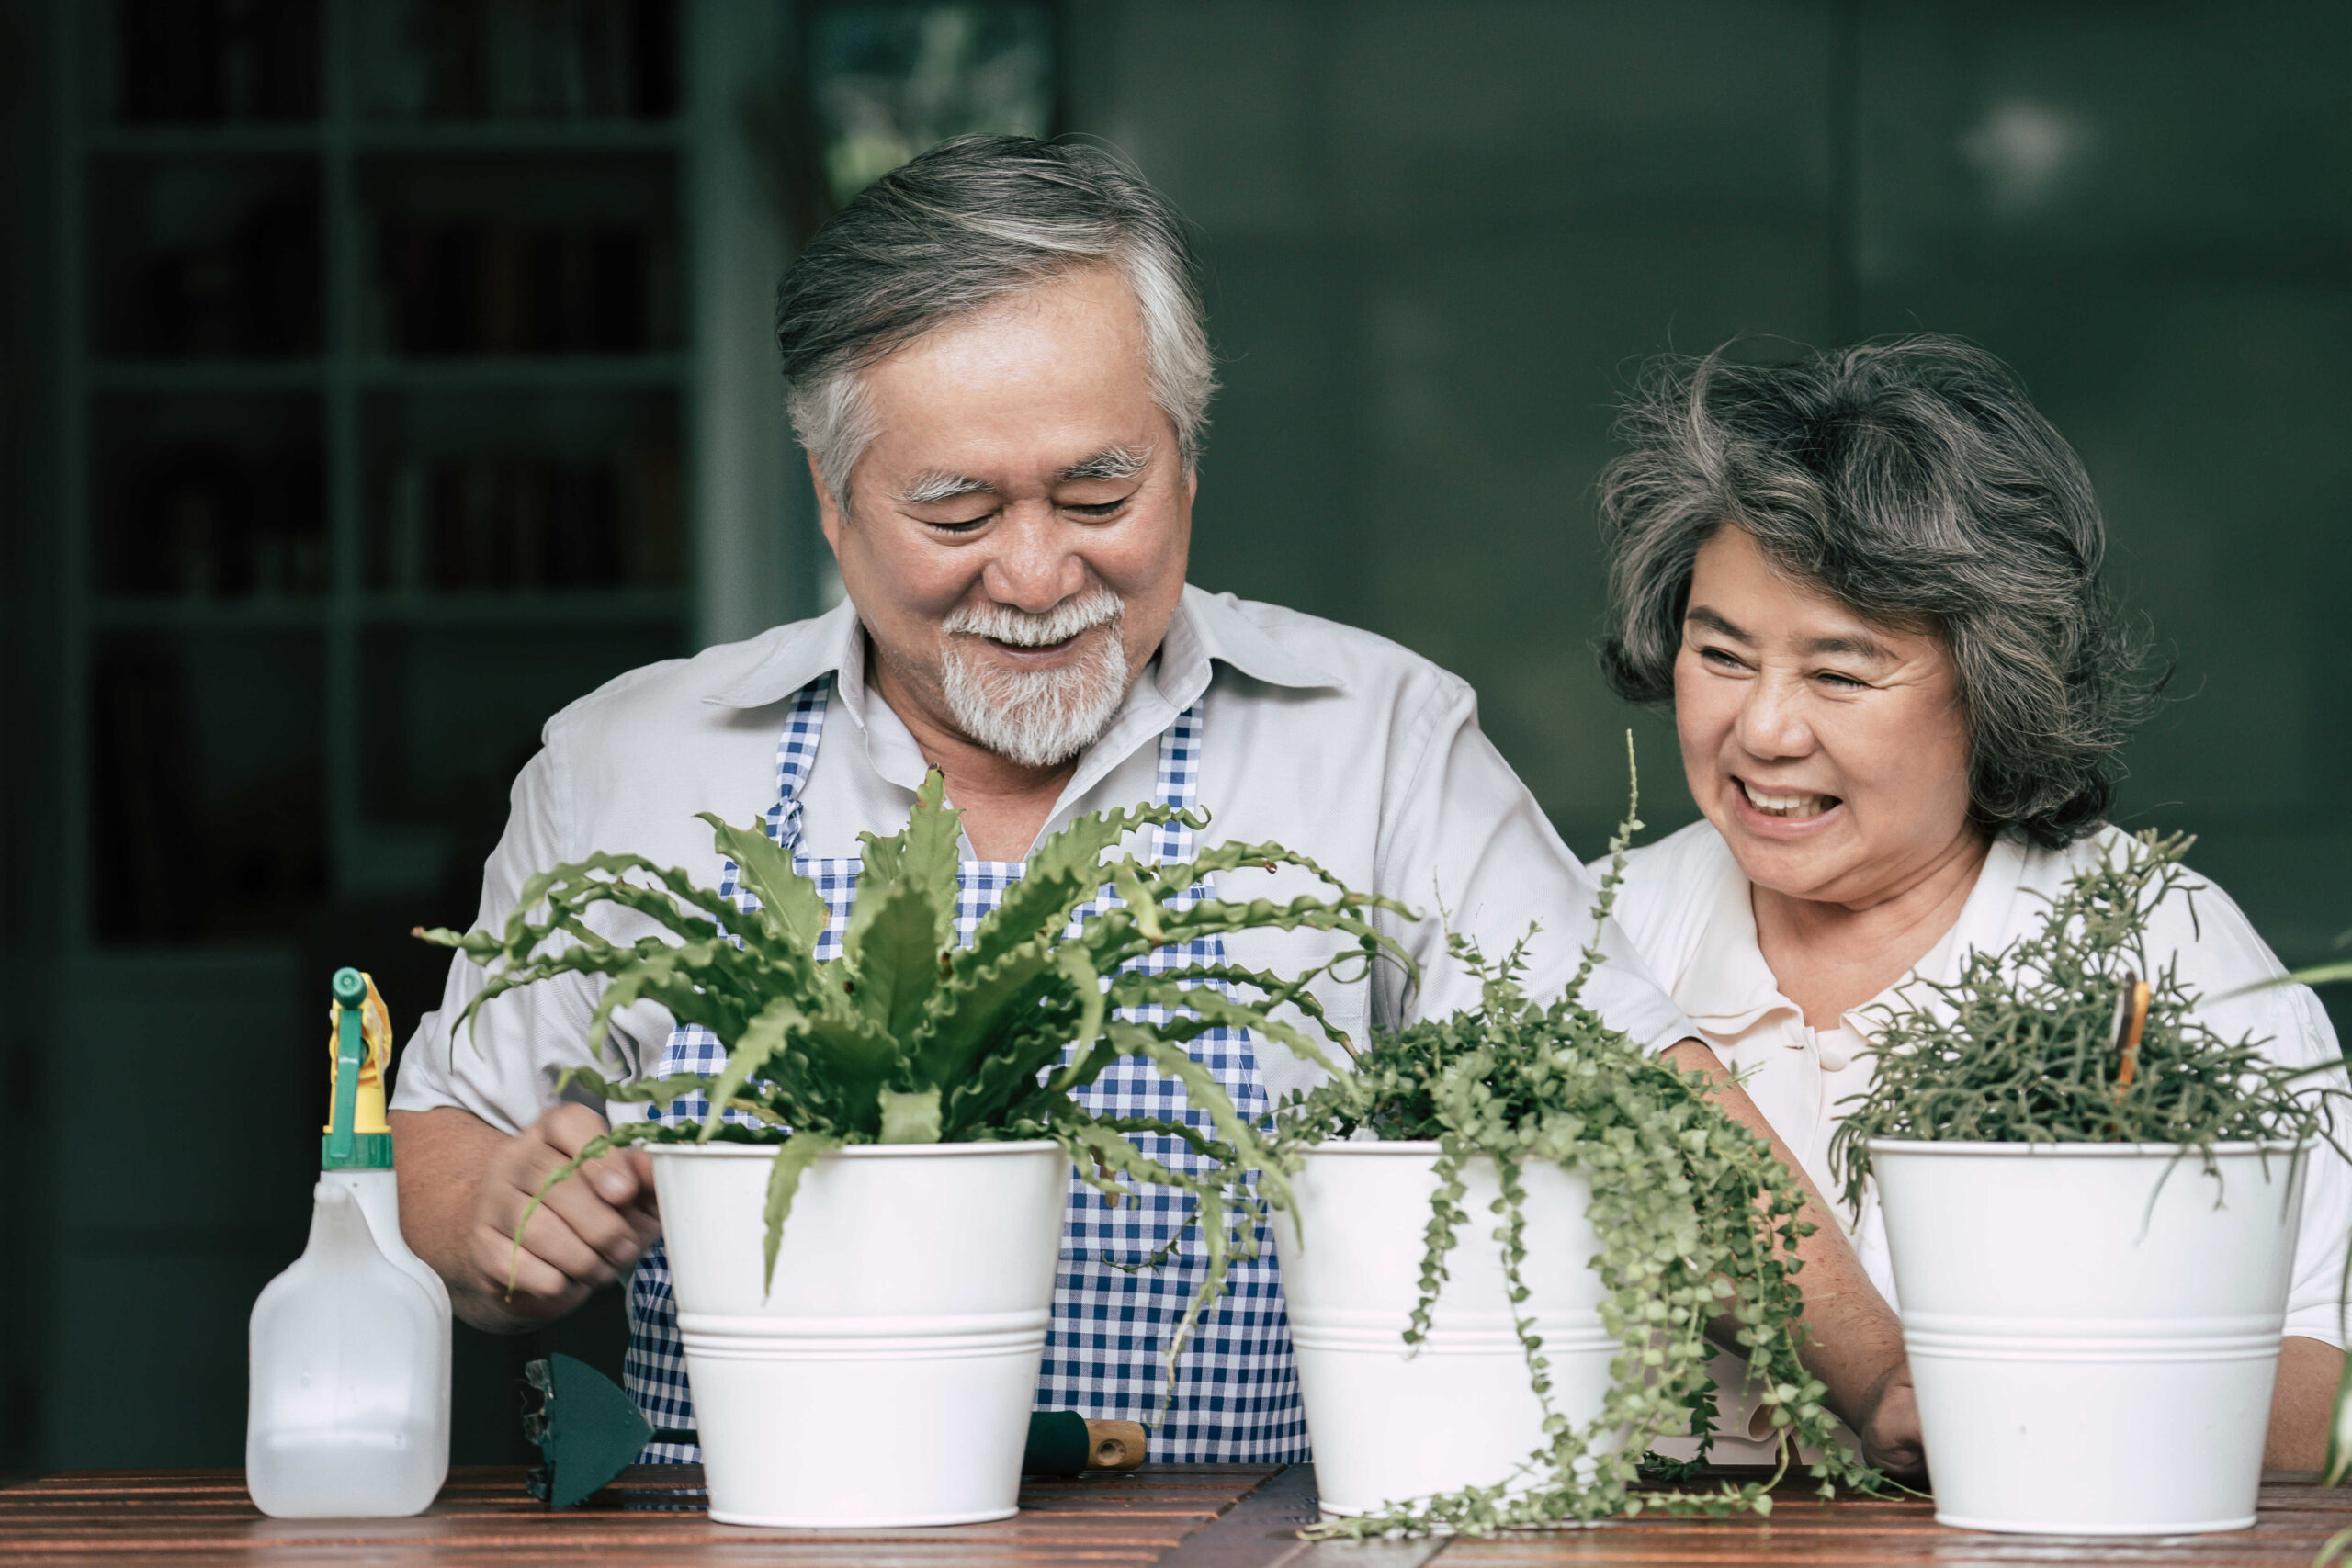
[[941, 588, 1123, 649]]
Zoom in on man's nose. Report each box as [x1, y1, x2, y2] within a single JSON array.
[[978, 507, 1088, 612]]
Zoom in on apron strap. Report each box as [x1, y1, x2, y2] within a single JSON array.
[[765, 674, 832, 855]]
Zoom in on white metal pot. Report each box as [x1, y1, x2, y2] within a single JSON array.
[[1272, 1142, 1616, 1517], [650, 1140, 1068, 1528], [1871, 1139, 2307, 1535]]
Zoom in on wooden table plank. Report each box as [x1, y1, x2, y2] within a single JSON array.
[[3, 1467, 2351, 1566], [0, 1465, 1280, 1567], [1436, 1477, 2352, 1567]]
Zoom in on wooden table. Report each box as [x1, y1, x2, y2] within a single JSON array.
[[1, 1465, 2347, 1567]]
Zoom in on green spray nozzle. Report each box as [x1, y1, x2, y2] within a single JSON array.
[[328, 967, 368, 1164]]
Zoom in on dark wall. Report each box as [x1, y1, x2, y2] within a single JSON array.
[[8, 0, 2347, 1474], [1065, 0, 2352, 1021]]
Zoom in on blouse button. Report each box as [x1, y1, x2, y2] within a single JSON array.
[[1816, 1035, 1850, 1073]]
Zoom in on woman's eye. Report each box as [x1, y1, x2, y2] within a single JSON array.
[[1065, 499, 1127, 520], [1700, 646, 1747, 671], [926, 516, 990, 534], [1815, 670, 1867, 690]]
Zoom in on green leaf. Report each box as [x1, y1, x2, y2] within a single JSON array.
[[698, 812, 830, 953], [853, 771, 962, 951], [795, 1010, 902, 1136], [899, 770, 963, 946], [962, 802, 1178, 972], [762, 1132, 842, 1293], [698, 995, 809, 1143], [844, 879, 946, 1040], [878, 1086, 943, 1145]]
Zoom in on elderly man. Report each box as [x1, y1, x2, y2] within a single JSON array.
[[390, 136, 1698, 1463]]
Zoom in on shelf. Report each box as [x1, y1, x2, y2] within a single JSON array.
[[356, 355, 687, 391], [92, 592, 688, 630], [87, 124, 324, 157], [87, 120, 684, 159], [91, 596, 331, 630], [359, 590, 687, 626], [355, 119, 684, 155], [91, 362, 325, 394]]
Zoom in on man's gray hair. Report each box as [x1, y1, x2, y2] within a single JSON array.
[[1597, 335, 2157, 849], [775, 135, 1216, 508]]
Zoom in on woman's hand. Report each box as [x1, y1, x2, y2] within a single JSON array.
[[1852, 1359, 1928, 1483]]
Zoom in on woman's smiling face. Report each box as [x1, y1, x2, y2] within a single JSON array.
[[1674, 525, 1981, 909]]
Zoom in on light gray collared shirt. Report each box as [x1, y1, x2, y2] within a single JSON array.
[[391, 585, 1697, 1129]]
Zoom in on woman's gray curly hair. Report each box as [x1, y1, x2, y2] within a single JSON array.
[[1597, 335, 2156, 849]]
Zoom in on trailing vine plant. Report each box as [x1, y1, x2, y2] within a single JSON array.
[[1272, 740, 1882, 1535], [1828, 829, 2342, 1215], [421, 772, 1408, 1392]]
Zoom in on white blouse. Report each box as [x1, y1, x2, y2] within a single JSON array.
[[1600, 820, 2352, 1463]]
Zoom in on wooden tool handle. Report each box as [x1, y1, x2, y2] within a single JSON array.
[[1085, 1420, 1148, 1471]]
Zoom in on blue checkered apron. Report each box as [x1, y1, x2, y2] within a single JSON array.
[[623, 674, 1307, 1463]]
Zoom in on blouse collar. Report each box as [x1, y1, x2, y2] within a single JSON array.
[[1676, 831, 2033, 1042]]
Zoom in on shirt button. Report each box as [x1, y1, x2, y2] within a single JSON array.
[[1816, 1036, 1850, 1072]]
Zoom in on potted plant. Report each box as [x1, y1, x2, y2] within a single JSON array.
[[1268, 749, 1882, 1534], [1830, 830, 2339, 1536], [425, 774, 1396, 1529]]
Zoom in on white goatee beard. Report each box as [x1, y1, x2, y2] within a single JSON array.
[[937, 588, 1129, 769]]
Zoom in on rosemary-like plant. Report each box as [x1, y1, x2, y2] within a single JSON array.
[[1271, 743, 1882, 1534], [422, 772, 1406, 1380], [1828, 829, 2339, 1214]]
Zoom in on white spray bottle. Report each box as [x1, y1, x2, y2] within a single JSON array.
[[246, 967, 452, 1517]]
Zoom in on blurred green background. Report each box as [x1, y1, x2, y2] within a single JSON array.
[[1, 0, 2345, 1472]]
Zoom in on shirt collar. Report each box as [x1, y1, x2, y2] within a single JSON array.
[[697, 583, 1340, 714], [1678, 857, 1797, 1035], [700, 598, 864, 711], [1679, 832, 2022, 1043]]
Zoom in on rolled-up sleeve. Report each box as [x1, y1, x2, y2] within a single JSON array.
[[1371, 681, 1697, 1055], [2275, 983, 2352, 1348], [389, 728, 617, 1134]]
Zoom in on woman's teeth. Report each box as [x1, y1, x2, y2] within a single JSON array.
[[1740, 781, 1837, 819]]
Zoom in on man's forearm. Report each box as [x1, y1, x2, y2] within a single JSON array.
[[391, 1105, 541, 1333]]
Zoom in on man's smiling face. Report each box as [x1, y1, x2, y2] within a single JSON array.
[[816, 265, 1193, 769]]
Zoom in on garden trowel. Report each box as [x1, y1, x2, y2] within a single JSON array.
[[521, 1354, 1147, 1507]]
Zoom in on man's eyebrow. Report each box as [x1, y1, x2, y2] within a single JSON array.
[[898, 471, 993, 506], [1684, 606, 1754, 643], [1055, 444, 1154, 484]]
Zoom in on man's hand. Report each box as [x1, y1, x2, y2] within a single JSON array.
[[392, 1103, 661, 1333]]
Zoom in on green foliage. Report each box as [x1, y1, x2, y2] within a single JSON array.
[[1271, 739, 1881, 1535], [422, 771, 1408, 1389], [1828, 830, 2340, 1214]]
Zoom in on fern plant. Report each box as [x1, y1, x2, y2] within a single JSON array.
[[1270, 742, 1883, 1534], [422, 772, 1406, 1379]]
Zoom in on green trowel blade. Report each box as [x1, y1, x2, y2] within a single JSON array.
[[528, 1353, 655, 1508]]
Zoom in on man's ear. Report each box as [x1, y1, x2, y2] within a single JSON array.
[[810, 451, 846, 551]]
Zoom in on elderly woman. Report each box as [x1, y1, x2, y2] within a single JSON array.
[[1593, 336, 2350, 1477]]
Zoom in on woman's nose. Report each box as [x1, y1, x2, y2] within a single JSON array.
[[1736, 674, 1815, 760], [978, 508, 1087, 611]]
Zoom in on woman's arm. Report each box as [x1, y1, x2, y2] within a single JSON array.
[[2270, 1337, 2344, 1472], [1664, 1039, 1927, 1481]]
